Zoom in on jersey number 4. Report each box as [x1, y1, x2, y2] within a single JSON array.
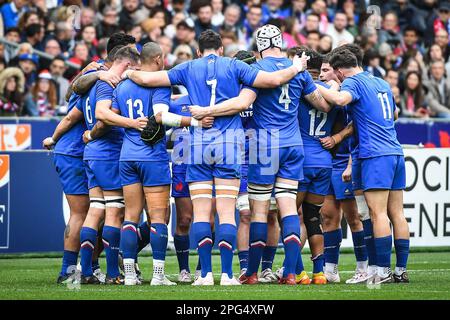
[[279, 84, 291, 110], [126, 98, 144, 119], [377, 92, 392, 120]]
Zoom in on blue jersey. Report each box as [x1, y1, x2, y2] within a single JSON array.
[[298, 81, 337, 168], [169, 96, 191, 173], [167, 54, 259, 145], [111, 79, 170, 162], [341, 71, 402, 159], [78, 80, 124, 161], [240, 105, 253, 165], [54, 93, 87, 157], [332, 107, 352, 169], [247, 57, 317, 149]]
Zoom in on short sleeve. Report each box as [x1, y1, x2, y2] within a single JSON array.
[[341, 78, 360, 102], [96, 81, 114, 102], [233, 59, 259, 86], [301, 71, 317, 96], [168, 61, 190, 86], [152, 87, 171, 106]]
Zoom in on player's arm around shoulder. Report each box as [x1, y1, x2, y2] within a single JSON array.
[[123, 69, 171, 87], [317, 81, 353, 108], [189, 88, 256, 119]]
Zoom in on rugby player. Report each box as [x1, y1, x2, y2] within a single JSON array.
[[318, 54, 370, 284], [123, 29, 310, 285], [189, 25, 332, 285], [77, 47, 141, 284], [318, 49, 410, 284]]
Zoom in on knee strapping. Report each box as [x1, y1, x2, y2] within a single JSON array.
[[355, 195, 370, 221], [236, 194, 250, 211], [104, 196, 125, 208], [90, 197, 105, 209], [274, 182, 298, 200], [248, 183, 273, 201], [189, 184, 213, 200], [215, 185, 239, 199], [303, 202, 323, 237]]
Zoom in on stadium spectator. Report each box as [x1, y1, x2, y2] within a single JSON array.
[[399, 71, 430, 118], [0, 67, 25, 116], [291, 0, 307, 31], [17, 52, 38, 89], [79, 25, 99, 60], [219, 4, 242, 42], [379, 11, 403, 51], [24, 70, 57, 117], [157, 35, 176, 68], [194, 0, 218, 38], [299, 12, 321, 44], [326, 11, 354, 49], [385, 69, 400, 89], [68, 42, 90, 69], [173, 44, 193, 65], [1, 0, 28, 30], [319, 34, 333, 54], [24, 23, 45, 52], [49, 56, 69, 106], [120, 0, 141, 28], [96, 6, 121, 39], [211, 0, 225, 27], [434, 28, 450, 62], [262, 0, 291, 23], [307, 0, 329, 34], [306, 30, 321, 52], [364, 50, 386, 78], [424, 60, 450, 118], [80, 7, 96, 28], [242, 5, 263, 44]]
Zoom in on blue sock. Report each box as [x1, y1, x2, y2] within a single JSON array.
[[150, 224, 168, 261], [295, 249, 305, 274], [218, 223, 237, 278], [394, 239, 409, 268], [137, 221, 151, 253], [120, 221, 138, 260], [261, 246, 277, 271], [352, 230, 368, 262], [312, 254, 325, 274], [174, 234, 190, 272], [362, 219, 377, 266], [193, 222, 213, 277], [281, 215, 301, 277], [196, 231, 214, 271], [238, 250, 249, 270], [102, 226, 121, 278], [80, 227, 97, 277], [374, 235, 392, 268], [60, 250, 78, 276], [245, 222, 267, 276], [323, 229, 342, 265]]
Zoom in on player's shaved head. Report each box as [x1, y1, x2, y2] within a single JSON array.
[[332, 43, 363, 67], [329, 49, 358, 70], [141, 42, 163, 64]]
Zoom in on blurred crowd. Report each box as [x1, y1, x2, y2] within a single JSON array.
[[0, 0, 450, 119]]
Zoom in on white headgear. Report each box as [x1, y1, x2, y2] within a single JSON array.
[[255, 24, 282, 54]]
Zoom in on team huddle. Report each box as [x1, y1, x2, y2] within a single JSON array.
[[43, 25, 410, 287]]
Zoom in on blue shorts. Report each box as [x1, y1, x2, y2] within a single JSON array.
[[85, 160, 121, 191], [298, 167, 331, 196], [172, 170, 190, 198], [248, 146, 304, 185], [53, 154, 88, 195], [239, 163, 248, 194], [186, 143, 241, 182], [361, 155, 406, 191], [329, 167, 354, 200], [120, 161, 171, 187], [352, 158, 363, 191]]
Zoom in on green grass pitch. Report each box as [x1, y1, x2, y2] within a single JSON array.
[[1, 252, 450, 300]]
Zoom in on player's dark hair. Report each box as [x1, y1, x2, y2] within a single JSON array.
[[107, 33, 136, 54], [105, 45, 124, 62], [296, 46, 323, 72], [198, 30, 222, 53], [113, 46, 140, 64], [322, 53, 331, 64], [332, 43, 363, 67], [329, 49, 358, 70], [234, 50, 256, 65]]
